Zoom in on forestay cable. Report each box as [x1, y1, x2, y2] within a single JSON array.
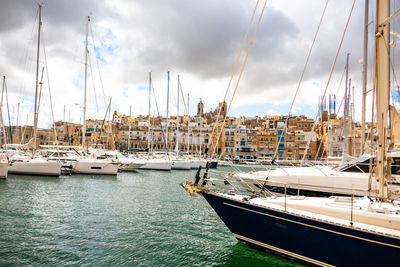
[[302, 0, 357, 162], [206, 0, 260, 155], [210, 0, 268, 159]]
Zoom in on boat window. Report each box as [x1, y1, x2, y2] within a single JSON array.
[[391, 157, 400, 175], [333, 156, 371, 173], [335, 155, 400, 174]]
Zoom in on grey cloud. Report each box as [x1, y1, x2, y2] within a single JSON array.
[[0, 0, 371, 122]]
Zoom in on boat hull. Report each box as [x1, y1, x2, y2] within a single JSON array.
[[0, 161, 8, 178], [139, 161, 172, 171], [202, 192, 400, 266], [71, 160, 118, 175], [172, 161, 192, 170], [118, 162, 144, 171], [8, 161, 61, 176]]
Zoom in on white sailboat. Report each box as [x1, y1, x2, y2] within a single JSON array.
[[77, 15, 118, 175], [139, 72, 173, 171], [234, 153, 400, 197], [171, 75, 191, 170], [92, 149, 144, 171], [42, 149, 119, 175], [8, 4, 62, 177]]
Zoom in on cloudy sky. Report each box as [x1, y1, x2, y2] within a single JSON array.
[[0, 0, 389, 128]]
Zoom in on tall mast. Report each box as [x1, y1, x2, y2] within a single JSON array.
[[375, 0, 390, 200], [82, 15, 89, 152], [147, 72, 151, 154], [361, 0, 369, 154], [176, 75, 180, 155], [199, 99, 202, 159], [151, 110, 155, 153], [33, 3, 42, 155], [352, 85, 355, 156], [1, 76, 7, 146], [187, 93, 190, 155], [16, 102, 20, 128], [166, 71, 170, 152], [349, 78, 352, 156], [343, 53, 350, 158]]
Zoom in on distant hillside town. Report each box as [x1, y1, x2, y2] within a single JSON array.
[[1, 99, 371, 161]]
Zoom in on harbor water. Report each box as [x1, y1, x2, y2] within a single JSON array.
[[0, 169, 302, 266]]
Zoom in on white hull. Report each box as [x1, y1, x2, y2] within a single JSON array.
[[8, 160, 62, 176], [0, 161, 8, 178], [172, 160, 192, 170], [190, 160, 201, 169], [234, 165, 400, 197], [218, 160, 233, 167], [139, 160, 172, 171], [190, 160, 207, 169], [119, 162, 145, 171], [71, 159, 118, 175]]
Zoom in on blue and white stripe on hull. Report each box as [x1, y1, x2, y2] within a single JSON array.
[[201, 191, 400, 267]]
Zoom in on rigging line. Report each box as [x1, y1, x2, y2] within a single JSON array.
[[19, 8, 40, 98], [178, 79, 188, 114], [95, 98, 111, 149], [87, 54, 99, 113], [334, 65, 347, 99], [41, 28, 59, 147], [368, 38, 377, 192], [302, 0, 357, 163], [272, 0, 330, 163], [89, 23, 107, 108], [210, 0, 268, 160], [151, 82, 169, 156], [178, 79, 197, 143], [1, 77, 7, 146], [206, 0, 260, 154], [36, 67, 45, 131], [4, 79, 12, 144], [381, 34, 400, 97]]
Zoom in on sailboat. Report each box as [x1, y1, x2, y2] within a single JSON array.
[[8, 4, 62, 177], [234, 152, 400, 198], [71, 15, 119, 175], [171, 75, 192, 170], [182, 1, 400, 265], [139, 72, 173, 171]]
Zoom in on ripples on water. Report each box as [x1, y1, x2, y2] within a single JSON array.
[[0, 170, 303, 266]]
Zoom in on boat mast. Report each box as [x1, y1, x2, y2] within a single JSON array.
[[361, 0, 369, 154], [1, 76, 7, 146], [151, 110, 155, 153], [176, 75, 180, 156], [187, 93, 190, 155], [343, 53, 350, 158], [375, 0, 390, 200], [166, 71, 170, 152], [199, 99, 202, 159], [147, 72, 151, 155], [33, 3, 42, 156], [128, 105, 131, 151], [82, 15, 89, 152]]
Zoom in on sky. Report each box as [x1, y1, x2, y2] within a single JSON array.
[[0, 0, 393, 128]]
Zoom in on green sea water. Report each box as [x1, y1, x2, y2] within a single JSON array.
[[0, 169, 303, 266]]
